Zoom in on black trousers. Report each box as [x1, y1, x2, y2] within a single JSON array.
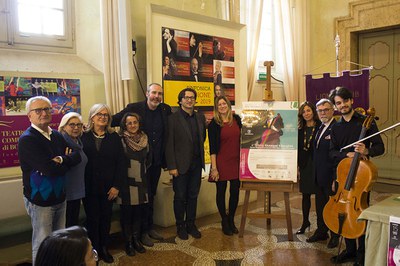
[[66, 198, 82, 227], [145, 165, 162, 230], [83, 195, 113, 250], [172, 160, 202, 226], [120, 204, 148, 240], [216, 179, 240, 218]]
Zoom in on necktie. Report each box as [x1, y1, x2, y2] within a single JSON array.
[[316, 124, 325, 148]]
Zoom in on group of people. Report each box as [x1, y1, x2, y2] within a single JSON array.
[[297, 86, 384, 265], [18, 83, 242, 265]]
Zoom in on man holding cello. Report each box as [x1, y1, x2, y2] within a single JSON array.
[[328, 87, 384, 265]]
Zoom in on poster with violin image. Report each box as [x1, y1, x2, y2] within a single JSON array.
[[240, 101, 298, 182]]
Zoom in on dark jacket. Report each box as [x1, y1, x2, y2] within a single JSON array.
[[81, 131, 125, 196], [166, 110, 206, 174], [313, 119, 336, 188], [18, 127, 81, 206], [208, 114, 242, 155]]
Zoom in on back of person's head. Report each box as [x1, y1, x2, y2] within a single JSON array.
[[35, 226, 92, 266]]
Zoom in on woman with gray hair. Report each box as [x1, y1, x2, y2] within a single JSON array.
[[81, 103, 125, 263], [58, 112, 88, 227]]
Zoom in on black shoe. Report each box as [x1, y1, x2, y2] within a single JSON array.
[[327, 235, 339, 248], [221, 217, 233, 236], [296, 221, 311, 234], [306, 232, 329, 243], [132, 233, 146, 253], [354, 253, 365, 266], [228, 215, 239, 234], [186, 223, 201, 239], [177, 224, 188, 240], [330, 251, 356, 264], [125, 241, 135, 256], [99, 246, 114, 263]]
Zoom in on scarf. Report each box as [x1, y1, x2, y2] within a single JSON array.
[[123, 130, 148, 151]]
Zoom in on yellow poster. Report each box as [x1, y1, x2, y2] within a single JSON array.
[[164, 80, 213, 107]]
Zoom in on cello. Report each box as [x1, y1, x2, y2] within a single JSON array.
[[323, 108, 378, 239]]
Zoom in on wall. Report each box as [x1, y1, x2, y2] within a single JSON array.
[[0, 0, 105, 219], [308, 0, 354, 74]]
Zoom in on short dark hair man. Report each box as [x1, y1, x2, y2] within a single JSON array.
[[328, 87, 384, 265], [166, 88, 206, 240], [306, 99, 339, 248], [18, 96, 81, 263], [112, 83, 172, 245]]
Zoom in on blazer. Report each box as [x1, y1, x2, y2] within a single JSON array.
[[112, 100, 172, 167], [81, 131, 125, 196], [313, 119, 336, 188], [166, 109, 206, 174]]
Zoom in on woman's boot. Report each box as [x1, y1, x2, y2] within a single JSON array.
[[221, 215, 233, 236], [228, 213, 239, 234], [125, 239, 135, 256], [132, 232, 146, 253]]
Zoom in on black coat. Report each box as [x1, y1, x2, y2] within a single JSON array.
[[166, 110, 206, 174], [313, 119, 336, 188], [81, 131, 125, 196]]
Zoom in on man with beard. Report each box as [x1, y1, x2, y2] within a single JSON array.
[[166, 88, 206, 240], [329, 87, 384, 265], [112, 83, 172, 246]]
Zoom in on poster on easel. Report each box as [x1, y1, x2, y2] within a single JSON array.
[[388, 216, 400, 266], [240, 101, 298, 182]]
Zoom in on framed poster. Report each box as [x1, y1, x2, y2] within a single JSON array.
[[146, 4, 247, 115], [0, 76, 81, 168], [240, 101, 298, 182]]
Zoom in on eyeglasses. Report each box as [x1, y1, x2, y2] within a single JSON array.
[[126, 122, 138, 126], [95, 113, 109, 118], [30, 107, 52, 115], [183, 96, 196, 101], [92, 248, 98, 262], [67, 123, 83, 128], [317, 108, 332, 113]]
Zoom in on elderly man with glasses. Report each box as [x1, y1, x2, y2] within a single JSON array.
[[18, 96, 81, 265]]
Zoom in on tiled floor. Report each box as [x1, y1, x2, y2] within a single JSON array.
[[0, 190, 393, 266]]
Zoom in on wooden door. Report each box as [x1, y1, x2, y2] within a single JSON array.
[[359, 29, 400, 183]]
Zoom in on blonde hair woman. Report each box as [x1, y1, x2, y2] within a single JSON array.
[[81, 103, 125, 263], [208, 96, 242, 235], [58, 112, 88, 227]]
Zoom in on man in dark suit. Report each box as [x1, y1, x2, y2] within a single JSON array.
[[189, 57, 201, 82], [306, 98, 339, 248], [166, 88, 206, 240], [112, 83, 172, 245]]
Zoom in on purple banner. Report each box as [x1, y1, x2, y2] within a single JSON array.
[[305, 69, 370, 111]]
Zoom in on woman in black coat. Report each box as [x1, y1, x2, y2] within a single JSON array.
[[297, 101, 320, 234], [81, 103, 125, 263]]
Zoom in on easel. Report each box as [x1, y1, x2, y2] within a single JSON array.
[[238, 181, 295, 240], [238, 61, 295, 241]]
